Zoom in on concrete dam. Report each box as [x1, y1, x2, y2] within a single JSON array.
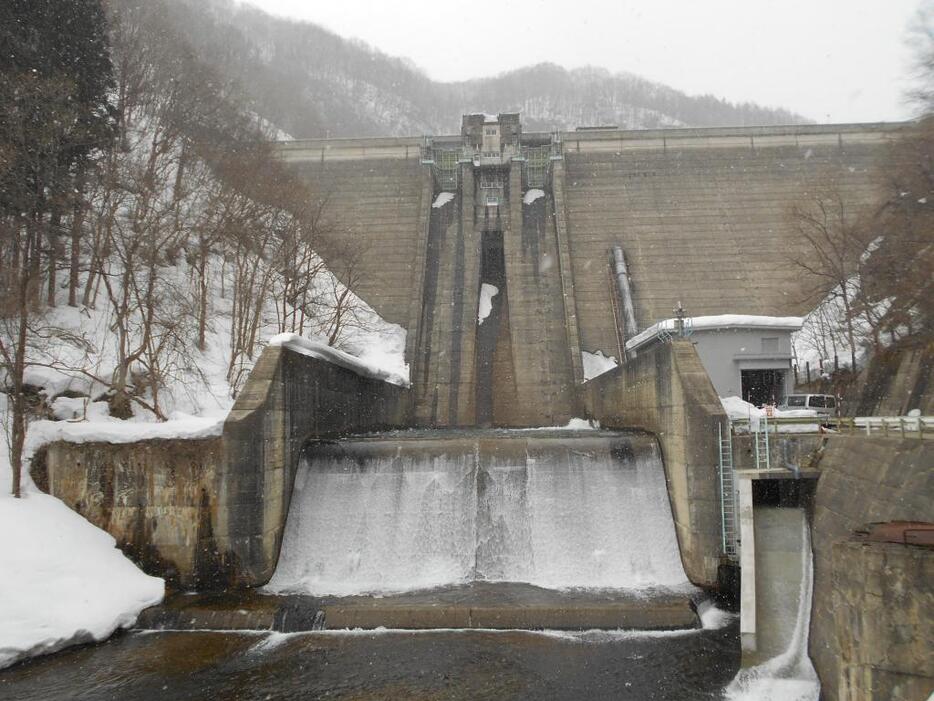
[[279, 116, 906, 427], [31, 115, 932, 700]]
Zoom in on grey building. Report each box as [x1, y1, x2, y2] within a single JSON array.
[[625, 315, 803, 405]]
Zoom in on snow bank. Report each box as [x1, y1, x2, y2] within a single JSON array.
[[0, 398, 164, 670], [25, 413, 224, 456], [432, 192, 455, 208], [268, 333, 409, 387], [627, 315, 804, 352], [523, 188, 545, 205], [582, 349, 618, 380], [478, 283, 499, 325]]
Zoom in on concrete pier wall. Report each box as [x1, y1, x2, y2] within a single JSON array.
[[412, 165, 482, 426], [500, 171, 579, 425], [830, 539, 933, 701]]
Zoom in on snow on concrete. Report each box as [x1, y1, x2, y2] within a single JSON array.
[[0, 397, 164, 670], [523, 188, 545, 205], [268, 333, 409, 387], [477, 283, 499, 325], [432, 192, 455, 208], [581, 349, 618, 380], [338, 321, 409, 388], [525, 418, 601, 431], [627, 315, 804, 353], [720, 396, 819, 433], [25, 413, 224, 456]]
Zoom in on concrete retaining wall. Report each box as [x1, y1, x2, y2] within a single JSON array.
[[38, 345, 409, 589], [831, 539, 933, 701], [809, 437, 933, 701], [582, 339, 727, 587]]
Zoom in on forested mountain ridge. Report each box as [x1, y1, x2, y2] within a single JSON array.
[[162, 0, 808, 138]]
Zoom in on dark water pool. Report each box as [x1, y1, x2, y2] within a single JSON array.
[[0, 623, 740, 701]]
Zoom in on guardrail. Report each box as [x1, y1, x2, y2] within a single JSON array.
[[730, 416, 931, 439]]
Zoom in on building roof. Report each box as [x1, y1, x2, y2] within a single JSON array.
[[625, 314, 804, 353]]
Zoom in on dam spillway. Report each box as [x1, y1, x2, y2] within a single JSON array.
[[266, 430, 689, 598]]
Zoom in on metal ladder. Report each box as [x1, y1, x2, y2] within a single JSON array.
[[754, 414, 771, 471], [718, 422, 738, 560]]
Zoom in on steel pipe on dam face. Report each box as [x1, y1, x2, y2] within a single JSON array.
[[266, 431, 689, 597]]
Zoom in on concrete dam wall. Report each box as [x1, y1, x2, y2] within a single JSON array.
[[278, 121, 909, 425]]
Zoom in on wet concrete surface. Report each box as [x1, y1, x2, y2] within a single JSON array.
[[140, 582, 698, 632], [0, 622, 740, 701]]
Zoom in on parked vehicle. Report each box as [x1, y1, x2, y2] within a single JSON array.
[[779, 393, 838, 417]]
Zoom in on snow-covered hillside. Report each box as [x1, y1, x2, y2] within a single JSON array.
[[161, 0, 807, 139]]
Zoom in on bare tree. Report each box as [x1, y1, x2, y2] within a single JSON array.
[[789, 183, 876, 371]]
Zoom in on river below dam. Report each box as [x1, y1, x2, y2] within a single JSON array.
[[0, 622, 741, 700]]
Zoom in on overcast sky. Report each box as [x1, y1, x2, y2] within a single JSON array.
[[244, 0, 925, 123]]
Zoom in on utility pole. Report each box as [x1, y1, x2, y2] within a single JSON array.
[[673, 300, 687, 337]]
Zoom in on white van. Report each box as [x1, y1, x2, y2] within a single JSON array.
[[780, 394, 837, 417]]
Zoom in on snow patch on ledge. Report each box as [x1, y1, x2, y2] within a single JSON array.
[[582, 349, 618, 380], [478, 283, 499, 325], [268, 333, 409, 387], [523, 188, 545, 205], [524, 418, 601, 431], [25, 414, 224, 458], [626, 315, 804, 352], [432, 192, 455, 208]]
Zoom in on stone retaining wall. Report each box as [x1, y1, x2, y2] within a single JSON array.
[[39, 437, 223, 588], [830, 539, 933, 701], [810, 437, 933, 700]]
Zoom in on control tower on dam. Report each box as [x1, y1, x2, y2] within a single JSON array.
[[274, 117, 911, 427]]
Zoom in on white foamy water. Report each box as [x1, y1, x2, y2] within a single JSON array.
[[726, 511, 820, 701], [266, 436, 689, 596]]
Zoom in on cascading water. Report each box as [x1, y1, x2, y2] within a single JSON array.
[[266, 431, 689, 597], [726, 509, 820, 701]]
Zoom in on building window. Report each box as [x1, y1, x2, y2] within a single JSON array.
[[761, 337, 779, 353], [479, 173, 503, 189]]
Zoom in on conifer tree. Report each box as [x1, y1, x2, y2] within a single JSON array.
[[0, 0, 115, 497]]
